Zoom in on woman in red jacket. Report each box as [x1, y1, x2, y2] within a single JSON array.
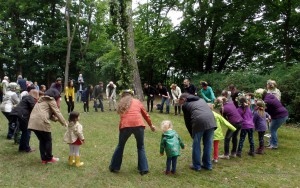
[[109, 89, 156, 175]]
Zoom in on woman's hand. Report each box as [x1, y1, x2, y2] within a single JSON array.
[[150, 125, 156, 132]]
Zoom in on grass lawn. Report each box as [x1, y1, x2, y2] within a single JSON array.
[[0, 99, 299, 188]]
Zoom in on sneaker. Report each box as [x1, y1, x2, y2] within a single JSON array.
[[47, 157, 59, 163], [109, 166, 119, 173], [212, 159, 218, 163], [41, 160, 47, 164], [264, 133, 271, 138], [189, 164, 201, 171], [219, 154, 230, 159], [230, 153, 237, 158], [266, 145, 278, 149], [236, 153, 242, 158]]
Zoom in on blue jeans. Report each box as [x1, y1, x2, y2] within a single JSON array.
[[94, 97, 104, 112], [160, 97, 170, 113], [270, 116, 288, 147], [109, 127, 149, 172], [192, 128, 214, 170], [237, 128, 254, 153], [166, 156, 178, 173]]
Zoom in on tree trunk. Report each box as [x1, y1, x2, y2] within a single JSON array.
[[127, 1, 144, 100], [65, 0, 71, 87]]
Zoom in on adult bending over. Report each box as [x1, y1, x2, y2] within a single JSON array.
[[179, 93, 217, 171], [28, 88, 67, 164], [255, 88, 288, 149], [10, 89, 39, 152], [109, 89, 156, 175]]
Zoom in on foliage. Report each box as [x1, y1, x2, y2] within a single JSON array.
[[192, 62, 300, 122]]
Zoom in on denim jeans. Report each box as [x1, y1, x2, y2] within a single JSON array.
[[166, 156, 178, 173], [270, 116, 288, 147], [160, 97, 170, 113], [33, 130, 53, 161], [94, 97, 104, 112], [2, 111, 15, 139], [192, 128, 214, 170], [237, 128, 254, 153], [109, 126, 149, 172]]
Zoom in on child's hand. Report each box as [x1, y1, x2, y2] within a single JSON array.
[[81, 140, 85, 144], [160, 153, 164, 156]]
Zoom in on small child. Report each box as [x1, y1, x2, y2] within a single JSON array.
[[81, 85, 92, 113], [64, 111, 85, 167], [253, 100, 271, 154], [160, 120, 184, 175], [237, 95, 255, 157], [207, 104, 236, 163]]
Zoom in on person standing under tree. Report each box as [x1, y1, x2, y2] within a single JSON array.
[[93, 82, 105, 112], [77, 74, 84, 102], [50, 77, 63, 109], [143, 83, 156, 112], [65, 80, 75, 113], [157, 83, 170, 114], [170, 84, 182, 115], [106, 81, 117, 111], [183, 79, 197, 96]]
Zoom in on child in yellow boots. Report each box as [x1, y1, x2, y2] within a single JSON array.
[[64, 111, 85, 167]]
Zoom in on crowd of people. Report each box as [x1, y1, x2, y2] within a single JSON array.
[[0, 74, 288, 175]]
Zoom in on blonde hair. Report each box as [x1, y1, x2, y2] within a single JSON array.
[[161, 120, 173, 132], [117, 95, 133, 114], [256, 100, 265, 118]]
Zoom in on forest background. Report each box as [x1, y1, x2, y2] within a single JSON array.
[[0, 0, 300, 122]]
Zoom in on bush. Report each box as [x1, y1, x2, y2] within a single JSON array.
[[192, 62, 300, 123]]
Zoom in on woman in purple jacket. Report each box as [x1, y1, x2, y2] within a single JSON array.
[[255, 88, 288, 149], [216, 96, 243, 159]]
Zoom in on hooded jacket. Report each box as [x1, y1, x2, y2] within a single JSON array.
[[64, 121, 84, 144], [182, 96, 217, 137], [213, 111, 236, 140], [28, 95, 66, 132], [160, 130, 184, 157]]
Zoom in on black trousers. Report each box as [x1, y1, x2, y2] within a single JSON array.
[[33, 130, 53, 161], [65, 96, 74, 113]]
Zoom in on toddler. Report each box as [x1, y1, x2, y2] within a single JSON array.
[[160, 120, 184, 175], [253, 100, 271, 154], [64, 111, 85, 167]]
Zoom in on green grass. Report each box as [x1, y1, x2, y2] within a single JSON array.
[[0, 99, 300, 187]]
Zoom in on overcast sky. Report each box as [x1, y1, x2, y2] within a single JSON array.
[[132, 0, 182, 26]]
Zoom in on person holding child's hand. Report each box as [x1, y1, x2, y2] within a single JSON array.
[[160, 120, 185, 175], [109, 89, 156, 175]]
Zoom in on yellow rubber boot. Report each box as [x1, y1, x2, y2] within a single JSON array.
[[75, 156, 84, 167], [68, 156, 75, 166]]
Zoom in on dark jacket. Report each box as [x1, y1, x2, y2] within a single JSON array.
[[81, 87, 91, 102], [182, 96, 217, 137], [184, 84, 197, 95], [10, 95, 36, 123], [144, 85, 156, 97], [263, 93, 288, 119], [17, 79, 27, 92]]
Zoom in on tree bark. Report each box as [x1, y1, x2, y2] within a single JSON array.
[[127, 1, 144, 100]]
